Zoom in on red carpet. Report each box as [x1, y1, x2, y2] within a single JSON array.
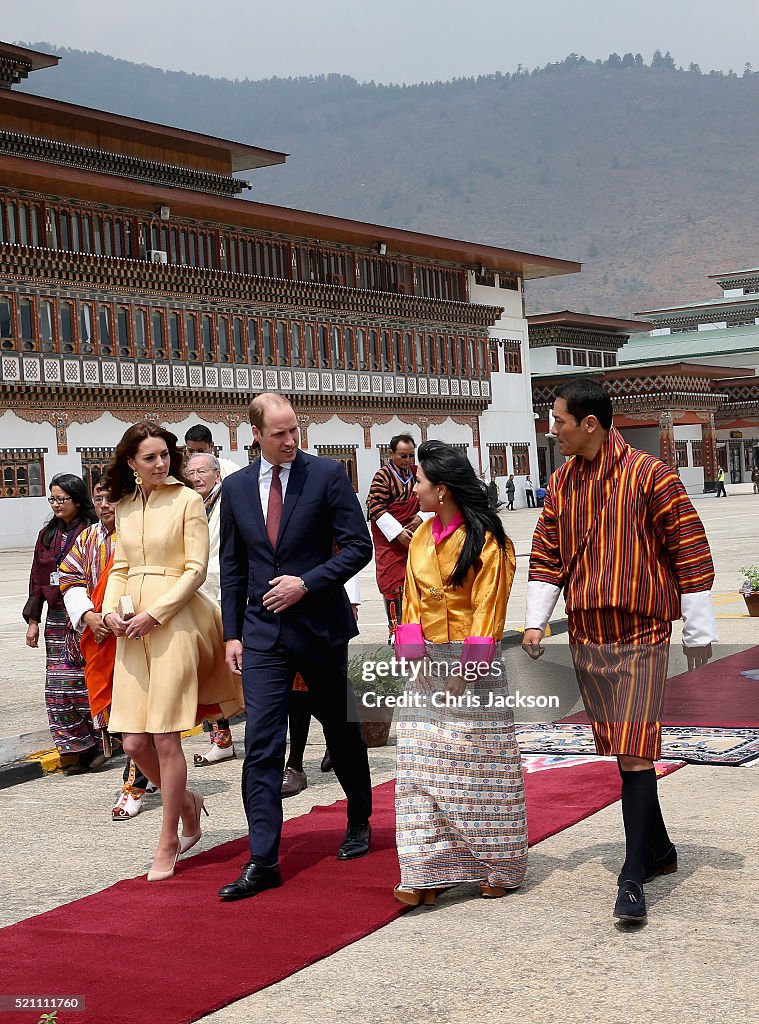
[[561, 644, 759, 728], [1, 761, 681, 1024]]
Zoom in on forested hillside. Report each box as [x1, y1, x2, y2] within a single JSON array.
[[17, 46, 759, 315]]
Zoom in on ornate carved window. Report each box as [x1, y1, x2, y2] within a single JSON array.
[[316, 444, 358, 491], [504, 346, 522, 374], [1, 448, 46, 498], [78, 448, 116, 493], [556, 348, 571, 366], [691, 441, 703, 467], [512, 443, 530, 476], [488, 443, 508, 477], [0, 294, 14, 350], [675, 441, 689, 469]]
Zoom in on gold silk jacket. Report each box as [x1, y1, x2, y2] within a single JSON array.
[[402, 518, 515, 642]]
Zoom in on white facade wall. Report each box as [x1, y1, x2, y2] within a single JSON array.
[[468, 274, 538, 508], [1, 408, 252, 549], [529, 346, 562, 374], [673, 423, 705, 492]]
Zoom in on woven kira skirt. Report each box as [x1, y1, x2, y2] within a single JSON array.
[[395, 642, 528, 890]]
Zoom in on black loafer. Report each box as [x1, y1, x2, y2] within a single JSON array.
[[218, 861, 282, 901], [337, 823, 371, 860], [320, 749, 333, 773], [614, 880, 647, 923], [617, 844, 678, 885]]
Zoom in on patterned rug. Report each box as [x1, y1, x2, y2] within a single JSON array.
[[516, 723, 759, 766]]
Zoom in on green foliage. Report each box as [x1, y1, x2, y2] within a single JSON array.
[[739, 565, 759, 593]]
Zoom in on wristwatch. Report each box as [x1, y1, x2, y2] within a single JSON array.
[[299, 578, 309, 593]]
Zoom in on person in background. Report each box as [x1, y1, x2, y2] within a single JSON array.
[[366, 434, 432, 641], [184, 424, 240, 480], [393, 441, 527, 906], [281, 576, 361, 797], [59, 478, 153, 815], [23, 474, 99, 774], [487, 479, 503, 509], [752, 465, 759, 494], [103, 422, 241, 882], [523, 379, 716, 924], [524, 475, 536, 508], [505, 474, 516, 511], [715, 465, 727, 497], [186, 451, 240, 767]]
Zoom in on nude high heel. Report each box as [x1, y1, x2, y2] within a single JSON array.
[[179, 791, 209, 855], [147, 840, 180, 882]]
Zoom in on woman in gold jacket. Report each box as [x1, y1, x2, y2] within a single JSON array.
[[393, 441, 528, 906], [103, 421, 240, 881]]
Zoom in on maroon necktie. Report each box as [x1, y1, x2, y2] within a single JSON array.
[[266, 465, 282, 547]]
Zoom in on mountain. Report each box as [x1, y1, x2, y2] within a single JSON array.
[[15, 45, 759, 316]]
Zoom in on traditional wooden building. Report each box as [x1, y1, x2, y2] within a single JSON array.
[[530, 307, 759, 494], [0, 42, 580, 546]]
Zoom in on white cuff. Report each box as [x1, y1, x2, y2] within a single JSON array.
[[376, 511, 404, 542], [344, 574, 361, 605], [62, 588, 94, 634], [525, 580, 561, 633], [681, 591, 718, 646]]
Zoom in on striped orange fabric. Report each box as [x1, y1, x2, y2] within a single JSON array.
[[529, 428, 714, 622], [569, 608, 671, 758]]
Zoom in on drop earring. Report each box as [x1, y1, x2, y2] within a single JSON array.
[[134, 470, 143, 487], [438, 492, 444, 505]]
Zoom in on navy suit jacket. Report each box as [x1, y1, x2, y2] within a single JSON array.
[[220, 449, 372, 653]]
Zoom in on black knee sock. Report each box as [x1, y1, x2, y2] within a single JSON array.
[[286, 691, 311, 772], [647, 785, 673, 859], [619, 767, 658, 885]]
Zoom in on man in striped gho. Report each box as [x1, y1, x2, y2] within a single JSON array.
[[367, 434, 431, 641], [523, 378, 717, 925]]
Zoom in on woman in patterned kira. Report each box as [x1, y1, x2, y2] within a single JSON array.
[[392, 441, 528, 906]]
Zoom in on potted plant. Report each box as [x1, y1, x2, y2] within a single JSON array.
[[347, 643, 404, 747], [739, 565, 759, 616]]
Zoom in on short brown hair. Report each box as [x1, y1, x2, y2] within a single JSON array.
[[249, 392, 294, 431]]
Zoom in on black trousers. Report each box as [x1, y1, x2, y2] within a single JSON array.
[[715, 481, 727, 497], [525, 489, 536, 508], [241, 639, 372, 865]]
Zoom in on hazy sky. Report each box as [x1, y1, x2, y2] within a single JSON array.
[[7, 0, 758, 83]]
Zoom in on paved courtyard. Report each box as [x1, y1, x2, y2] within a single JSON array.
[[2, 493, 758, 1023]]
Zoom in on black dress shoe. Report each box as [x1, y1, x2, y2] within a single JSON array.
[[613, 880, 647, 923], [337, 823, 371, 860], [617, 844, 678, 885], [218, 861, 282, 901], [320, 749, 333, 773]]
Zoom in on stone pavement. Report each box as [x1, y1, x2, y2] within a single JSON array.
[[1, 496, 758, 1022]]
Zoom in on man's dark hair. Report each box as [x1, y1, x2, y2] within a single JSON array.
[[390, 434, 415, 452], [185, 424, 213, 445], [555, 379, 613, 430]]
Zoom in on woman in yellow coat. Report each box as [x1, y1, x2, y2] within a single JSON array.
[[103, 421, 240, 881], [393, 441, 528, 906]]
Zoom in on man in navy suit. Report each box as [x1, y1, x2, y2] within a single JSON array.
[[218, 393, 374, 900]]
